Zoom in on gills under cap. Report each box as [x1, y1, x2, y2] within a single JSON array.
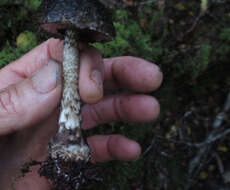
[[37, 0, 115, 42]]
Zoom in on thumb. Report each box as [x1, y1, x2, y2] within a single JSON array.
[[0, 59, 62, 135]]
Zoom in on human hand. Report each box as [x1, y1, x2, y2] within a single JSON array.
[[0, 38, 163, 189]]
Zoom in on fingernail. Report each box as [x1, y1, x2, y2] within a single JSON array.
[[91, 70, 103, 89], [32, 59, 61, 94]]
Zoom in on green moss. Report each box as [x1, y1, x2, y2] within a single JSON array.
[[0, 31, 37, 68], [0, 42, 20, 67], [94, 9, 167, 62], [25, 0, 41, 9], [0, 0, 39, 68], [16, 31, 37, 50], [219, 28, 230, 41], [0, 0, 41, 7], [185, 43, 211, 80]]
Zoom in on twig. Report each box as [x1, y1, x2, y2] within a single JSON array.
[[184, 12, 204, 36], [182, 0, 212, 39], [142, 136, 157, 157], [185, 91, 230, 189], [214, 152, 225, 177]]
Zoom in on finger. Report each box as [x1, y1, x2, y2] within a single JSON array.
[[0, 60, 62, 135], [88, 135, 141, 162], [103, 56, 163, 92], [0, 38, 63, 89], [82, 94, 160, 130], [79, 45, 104, 104]]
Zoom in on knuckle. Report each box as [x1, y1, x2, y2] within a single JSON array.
[[0, 85, 21, 115], [112, 96, 123, 121], [90, 104, 104, 125]]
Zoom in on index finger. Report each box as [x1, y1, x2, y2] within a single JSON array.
[[0, 38, 63, 89], [103, 56, 163, 92]]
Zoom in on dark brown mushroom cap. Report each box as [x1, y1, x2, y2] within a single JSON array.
[[37, 0, 115, 42]]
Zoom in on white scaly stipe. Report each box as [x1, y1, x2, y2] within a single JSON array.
[[49, 30, 91, 161]]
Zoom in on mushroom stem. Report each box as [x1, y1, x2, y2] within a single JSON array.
[[49, 29, 91, 162]]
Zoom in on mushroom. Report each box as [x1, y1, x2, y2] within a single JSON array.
[[36, 0, 115, 189]]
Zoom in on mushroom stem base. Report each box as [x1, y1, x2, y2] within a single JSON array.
[[39, 156, 102, 190]]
